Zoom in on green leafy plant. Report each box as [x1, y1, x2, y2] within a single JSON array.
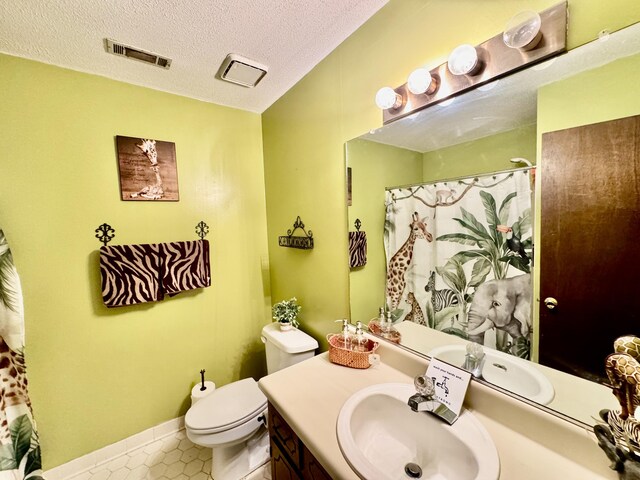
[[0, 414, 43, 478], [0, 231, 21, 314], [437, 190, 531, 281], [272, 297, 301, 328]]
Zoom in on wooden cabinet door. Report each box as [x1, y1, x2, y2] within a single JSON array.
[[271, 439, 301, 480], [268, 404, 301, 469], [539, 115, 640, 382], [301, 444, 333, 480]]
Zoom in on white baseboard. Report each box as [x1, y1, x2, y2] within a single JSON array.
[[44, 416, 185, 480]]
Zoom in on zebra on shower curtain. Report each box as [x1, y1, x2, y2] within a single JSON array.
[[0, 230, 43, 480], [384, 170, 533, 359]]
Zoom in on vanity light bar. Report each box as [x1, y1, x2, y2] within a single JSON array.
[[380, 1, 567, 125]]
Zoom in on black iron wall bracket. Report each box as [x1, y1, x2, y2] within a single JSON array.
[[195, 221, 209, 240], [95, 223, 115, 246], [279, 216, 314, 250], [95, 221, 210, 245]]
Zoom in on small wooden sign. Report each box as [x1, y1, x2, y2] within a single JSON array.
[[278, 235, 313, 249], [116, 135, 179, 201]]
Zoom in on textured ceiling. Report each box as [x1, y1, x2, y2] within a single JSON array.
[[361, 22, 640, 153], [0, 0, 388, 113]]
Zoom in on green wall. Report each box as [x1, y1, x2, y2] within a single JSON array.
[[422, 124, 537, 181], [346, 139, 422, 323], [0, 54, 270, 467], [537, 54, 640, 132]]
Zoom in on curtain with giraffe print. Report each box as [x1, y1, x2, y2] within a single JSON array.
[[0, 230, 43, 480], [384, 170, 533, 359]]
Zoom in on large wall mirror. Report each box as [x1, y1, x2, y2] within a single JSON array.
[[346, 23, 640, 427]]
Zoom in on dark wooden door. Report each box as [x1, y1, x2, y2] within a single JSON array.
[[539, 115, 640, 383]]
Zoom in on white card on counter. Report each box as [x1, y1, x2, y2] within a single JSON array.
[[426, 358, 472, 416]]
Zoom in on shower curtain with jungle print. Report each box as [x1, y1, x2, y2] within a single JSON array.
[[0, 230, 43, 480], [384, 170, 533, 359]]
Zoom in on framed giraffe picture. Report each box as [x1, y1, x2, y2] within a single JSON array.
[[116, 135, 179, 201]]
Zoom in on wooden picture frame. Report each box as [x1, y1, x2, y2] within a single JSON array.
[[116, 135, 179, 201]]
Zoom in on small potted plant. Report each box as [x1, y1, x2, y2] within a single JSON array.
[[272, 297, 301, 331]]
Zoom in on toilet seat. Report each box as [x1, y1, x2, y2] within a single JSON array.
[[186, 378, 267, 434]]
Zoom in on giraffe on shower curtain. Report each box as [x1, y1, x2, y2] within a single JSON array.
[[0, 230, 43, 479]]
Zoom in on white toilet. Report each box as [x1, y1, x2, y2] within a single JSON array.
[[185, 323, 318, 480]]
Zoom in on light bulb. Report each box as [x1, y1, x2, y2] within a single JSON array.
[[375, 87, 402, 110], [503, 11, 542, 50], [407, 68, 435, 95], [447, 44, 480, 76]]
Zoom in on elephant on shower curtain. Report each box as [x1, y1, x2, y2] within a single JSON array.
[[0, 230, 43, 480], [466, 274, 532, 353]]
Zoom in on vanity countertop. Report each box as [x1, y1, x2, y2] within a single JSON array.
[[258, 342, 617, 480]]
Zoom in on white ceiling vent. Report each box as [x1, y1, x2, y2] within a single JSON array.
[[105, 39, 172, 69], [217, 54, 267, 87]]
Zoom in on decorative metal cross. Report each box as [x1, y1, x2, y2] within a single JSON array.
[[95, 223, 115, 246], [196, 221, 209, 240]]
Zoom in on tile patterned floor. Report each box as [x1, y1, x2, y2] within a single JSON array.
[[69, 429, 269, 480]]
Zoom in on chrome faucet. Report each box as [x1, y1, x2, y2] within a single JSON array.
[[462, 342, 485, 379], [407, 375, 458, 424]]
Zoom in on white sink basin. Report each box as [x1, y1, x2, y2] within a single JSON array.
[[428, 344, 555, 405], [337, 382, 499, 480]]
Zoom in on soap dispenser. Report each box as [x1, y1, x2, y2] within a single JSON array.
[[352, 321, 368, 352], [368, 307, 385, 335], [381, 311, 392, 334], [380, 311, 402, 344], [334, 319, 354, 350]]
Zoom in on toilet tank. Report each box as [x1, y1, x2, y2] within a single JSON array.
[[261, 323, 319, 374]]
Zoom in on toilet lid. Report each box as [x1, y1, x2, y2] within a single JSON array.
[[185, 378, 267, 434]]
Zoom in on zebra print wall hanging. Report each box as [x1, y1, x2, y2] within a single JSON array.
[[349, 230, 367, 268], [349, 218, 367, 268], [99, 239, 210, 308]]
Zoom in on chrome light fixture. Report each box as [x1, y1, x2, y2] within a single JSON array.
[[375, 2, 567, 123]]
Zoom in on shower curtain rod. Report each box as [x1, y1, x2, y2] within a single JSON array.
[[385, 165, 535, 191]]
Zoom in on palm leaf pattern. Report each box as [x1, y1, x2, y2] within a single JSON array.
[[0, 231, 21, 314], [0, 230, 43, 479], [437, 191, 531, 279]]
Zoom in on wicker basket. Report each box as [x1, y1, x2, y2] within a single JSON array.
[[327, 334, 379, 369]]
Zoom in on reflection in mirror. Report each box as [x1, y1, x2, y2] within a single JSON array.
[[346, 23, 640, 427]]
